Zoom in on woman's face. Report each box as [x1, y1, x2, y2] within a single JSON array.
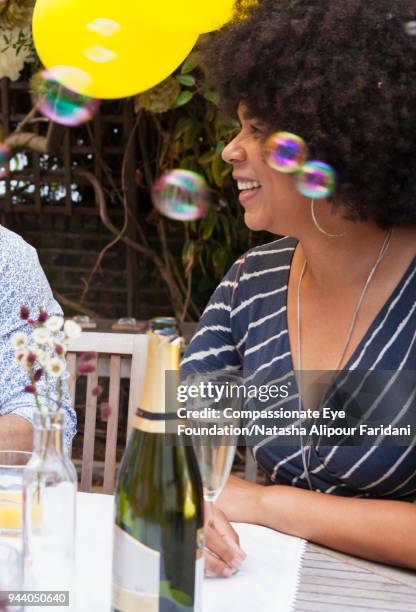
[[222, 104, 309, 236]]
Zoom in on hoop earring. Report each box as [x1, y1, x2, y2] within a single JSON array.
[[310, 199, 345, 237]]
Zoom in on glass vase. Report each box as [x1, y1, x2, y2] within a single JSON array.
[[22, 409, 77, 610]]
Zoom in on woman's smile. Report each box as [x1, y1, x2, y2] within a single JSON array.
[[234, 175, 263, 204]]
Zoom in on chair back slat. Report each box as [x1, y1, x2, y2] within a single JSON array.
[[103, 355, 121, 494], [80, 357, 99, 492], [66, 353, 77, 459], [66, 353, 77, 406], [67, 332, 148, 494]]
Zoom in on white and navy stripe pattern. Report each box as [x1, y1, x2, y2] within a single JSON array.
[[182, 236, 416, 499]]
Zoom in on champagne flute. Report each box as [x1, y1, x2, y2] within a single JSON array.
[[185, 372, 242, 526]]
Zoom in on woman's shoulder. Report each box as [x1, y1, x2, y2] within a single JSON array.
[[226, 235, 297, 288], [0, 226, 37, 268], [241, 235, 298, 267], [0, 226, 56, 320]]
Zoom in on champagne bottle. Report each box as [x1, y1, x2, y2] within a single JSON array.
[[112, 318, 204, 612]]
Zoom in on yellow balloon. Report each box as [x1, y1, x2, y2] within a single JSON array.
[[32, 0, 198, 99], [139, 0, 235, 34]]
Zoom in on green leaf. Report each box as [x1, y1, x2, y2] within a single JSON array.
[[219, 215, 232, 246], [201, 209, 217, 240], [203, 90, 220, 106], [212, 246, 229, 272], [211, 155, 228, 187], [221, 164, 233, 178], [183, 121, 202, 150], [176, 74, 196, 87], [179, 156, 198, 172], [175, 91, 194, 107], [174, 117, 194, 139], [180, 52, 200, 74], [198, 149, 217, 165], [215, 141, 226, 155], [182, 240, 195, 265]]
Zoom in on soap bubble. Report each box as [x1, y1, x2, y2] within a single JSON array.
[[0, 144, 11, 179], [31, 69, 100, 127], [295, 161, 336, 199], [152, 169, 210, 221], [264, 131, 308, 173]]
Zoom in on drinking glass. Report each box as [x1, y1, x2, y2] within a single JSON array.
[[185, 372, 243, 525], [0, 451, 32, 545], [0, 541, 23, 611]]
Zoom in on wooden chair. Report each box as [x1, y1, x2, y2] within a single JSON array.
[[67, 330, 258, 493], [67, 332, 147, 494]]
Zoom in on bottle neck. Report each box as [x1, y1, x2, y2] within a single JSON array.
[[32, 410, 65, 457], [134, 330, 183, 434]]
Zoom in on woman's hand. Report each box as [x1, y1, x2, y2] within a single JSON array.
[[204, 504, 247, 578]]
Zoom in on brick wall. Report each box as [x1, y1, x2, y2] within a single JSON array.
[[5, 211, 185, 320]]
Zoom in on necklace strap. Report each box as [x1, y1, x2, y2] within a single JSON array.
[[296, 228, 393, 490], [296, 228, 393, 372]]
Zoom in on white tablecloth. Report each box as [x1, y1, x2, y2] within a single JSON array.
[[75, 492, 305, 612]]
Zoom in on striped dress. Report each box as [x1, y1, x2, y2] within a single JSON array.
[[181, 236, 416, 499]]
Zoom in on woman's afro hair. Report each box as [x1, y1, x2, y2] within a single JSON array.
[[200, 0, 416, 228]]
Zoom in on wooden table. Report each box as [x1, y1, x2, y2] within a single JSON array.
[[296, 543, 416, 611]]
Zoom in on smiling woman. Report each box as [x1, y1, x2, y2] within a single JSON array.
[[181, 0, 416, 579]]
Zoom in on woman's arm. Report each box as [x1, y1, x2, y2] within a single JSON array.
[[0, 238, 77, 449], [216, 475, 416, 570], [0, 414, 33, 451]]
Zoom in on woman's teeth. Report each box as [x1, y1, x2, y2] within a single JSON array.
[[237, 180, 262, 191]]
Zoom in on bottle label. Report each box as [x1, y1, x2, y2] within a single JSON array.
[[133, 413, 165, 434], [133, 408, 179, 435], [112, 525, 160, 612]]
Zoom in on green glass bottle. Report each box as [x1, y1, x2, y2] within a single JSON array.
[[112, 319, 204, 612]]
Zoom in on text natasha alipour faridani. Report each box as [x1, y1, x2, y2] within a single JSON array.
[[177, 423, 412, 438]]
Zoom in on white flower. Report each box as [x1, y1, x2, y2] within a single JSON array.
[[16, 348, 31, 372], [45, 315, 64, 333], [11, 331, 28, 349], [33, 327, 50, 345], [47, 357, 66, 378], [0, 28, 33, 81], [15, 347, 29, 362], [64, 320, 81, 339], [34, 348, 48, 367]]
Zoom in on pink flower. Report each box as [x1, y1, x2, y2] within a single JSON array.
[[27, 352, 37, 364], [38, 311, 48, 323], [20, 306, 30, 320], [92, 385, 103, 397], [27, 319, 35, 326], [33, 368, 43, 382], [80, 351, 97, 362], [78, 362, 96, 374], [55, 344, 64, 355], [100, 402, 112, 421], [24, 384, 36, 394]]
